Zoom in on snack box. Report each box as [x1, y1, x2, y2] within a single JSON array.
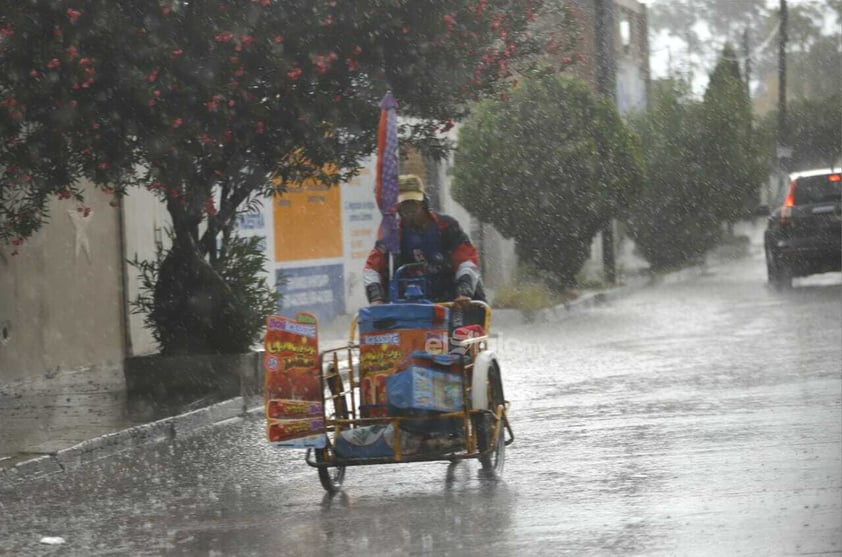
[[386, 365, 462, 413], [358, 304, 450, 416]]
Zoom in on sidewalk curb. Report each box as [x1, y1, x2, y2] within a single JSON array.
[[1, 397, 261, 488]]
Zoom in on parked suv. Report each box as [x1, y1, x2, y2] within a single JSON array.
[[763, 168, 842, 289]]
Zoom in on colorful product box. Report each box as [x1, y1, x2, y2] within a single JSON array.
[[263, 313, 324, 447], [386, 365, 463, 413], [266, 399, 323, 420], [357, 304, 450, 417], [266, 418, 325, 444]]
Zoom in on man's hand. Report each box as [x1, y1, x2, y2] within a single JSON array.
[[370, 300, 384, 305], [453, 295, 471, 310]]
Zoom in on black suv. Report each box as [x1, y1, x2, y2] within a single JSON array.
[[764, 168, 842, 289]]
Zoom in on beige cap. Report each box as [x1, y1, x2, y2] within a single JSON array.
[[397, 174, 425, 203]]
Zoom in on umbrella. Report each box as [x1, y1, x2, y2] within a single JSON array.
[[375, 92, 400, 259]]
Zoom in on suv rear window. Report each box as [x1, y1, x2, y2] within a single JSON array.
[[793, 174, 841, 205]]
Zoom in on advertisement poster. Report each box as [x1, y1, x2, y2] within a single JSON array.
[[272, 172, 342, 263], [276, 264, 345, 325], [263, 312, 326, 448]]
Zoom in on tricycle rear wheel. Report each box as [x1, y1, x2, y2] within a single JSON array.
[[477, 361, 506, 474], [318, 364, 348, 493], [316, 449, 345, 493]]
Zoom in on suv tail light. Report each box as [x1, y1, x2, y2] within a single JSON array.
[[780, 180, 796, 226]]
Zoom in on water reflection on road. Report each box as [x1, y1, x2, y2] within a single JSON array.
[[1, 254, 839, 556]]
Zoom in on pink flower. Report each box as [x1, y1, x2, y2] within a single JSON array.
[[204, 198, 217, 217], [147, 69, 158, 83], [274, 35, 284, 44], [47, 58, 61, 70], [215, 31, 233, 43], [67, 45, 79, 60], [171, 118, 183, 128], [162, 6, 171, 16], [287, 67, 302, 80], [66, 9, 82, 24], [171, 49, 184, 58], [255, 121, 264, 134]]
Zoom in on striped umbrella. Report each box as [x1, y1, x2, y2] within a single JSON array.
[[375, 92, 399, 256]]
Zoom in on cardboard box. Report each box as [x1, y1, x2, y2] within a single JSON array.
[[357, 304, 450, 416], [386, 365, 462, 413]]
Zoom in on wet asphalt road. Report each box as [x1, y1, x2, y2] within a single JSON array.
[[1, 251, 840, 556]]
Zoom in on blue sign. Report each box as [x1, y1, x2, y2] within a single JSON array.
[[276, 264, 345, 324]]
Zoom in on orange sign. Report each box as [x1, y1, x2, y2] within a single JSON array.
[[272, 168, 343, 262]]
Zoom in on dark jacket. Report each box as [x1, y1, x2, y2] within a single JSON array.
[[363, 211, 484, 303]]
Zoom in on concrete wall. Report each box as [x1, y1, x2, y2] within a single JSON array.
[[0, 184, 125, 385], [121, 185, 171, 356]]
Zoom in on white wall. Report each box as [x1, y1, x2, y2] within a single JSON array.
[[121, 186, 171, 356], [0, 184, 125, 383]]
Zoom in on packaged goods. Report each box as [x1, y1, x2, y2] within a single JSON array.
[[386, 365, 462, 413], [263, 313, 323, 447], [266, 399, 322, 420], [267, 418, 325, 444], [358, 303, 449, 416], [333, 424, 421, 459]]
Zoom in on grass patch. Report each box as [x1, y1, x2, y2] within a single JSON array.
[[492, 282, 574, 312]]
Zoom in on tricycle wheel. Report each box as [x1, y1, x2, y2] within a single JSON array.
[[317, 363, 348, 493], [316, 449, 345, 494], [477, 360, 506, 475]]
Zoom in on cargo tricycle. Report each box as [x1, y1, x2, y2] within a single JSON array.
[[263, 265, 513, 494]]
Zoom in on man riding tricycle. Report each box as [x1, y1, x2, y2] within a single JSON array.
[[263, 175, 512, 493]]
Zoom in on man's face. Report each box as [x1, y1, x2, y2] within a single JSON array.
[[398, 200, 425, 228]]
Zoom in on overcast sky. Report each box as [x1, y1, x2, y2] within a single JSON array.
[[640, 0, 842, 95]]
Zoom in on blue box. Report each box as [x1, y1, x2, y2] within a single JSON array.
[[386, 365, 462, 413], [358, 303, 449, 333]]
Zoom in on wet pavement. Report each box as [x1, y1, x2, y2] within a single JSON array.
[[0, 221, 769, 476], [1, 239, 838, 556]]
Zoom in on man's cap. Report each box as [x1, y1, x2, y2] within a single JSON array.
[[398, 174, 425, 203]]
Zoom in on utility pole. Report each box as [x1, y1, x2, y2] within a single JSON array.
[[777, 0, 789, 200], [594, 0, 616, 285]]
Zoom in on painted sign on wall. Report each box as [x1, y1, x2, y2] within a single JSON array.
[[272, 171, 342, 263], [276, 264, 345, 325]]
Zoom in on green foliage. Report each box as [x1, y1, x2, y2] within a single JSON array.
[[757, 94, 842, 173], [453, 72, 645, 289], [699, 44, 765, 224], [130, 232, 281, 354], [1, 0, 573, 353], [0, 0, 560, 245], [626, 78, 720, 270]]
